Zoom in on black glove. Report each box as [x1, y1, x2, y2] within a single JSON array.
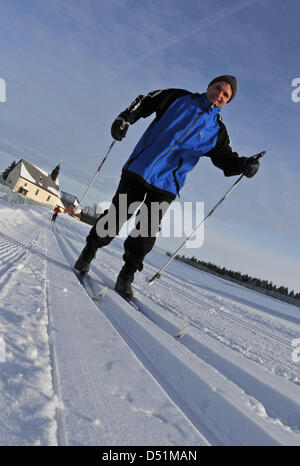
[[111, 117, 130, 141], [242, 156, 260, 178]]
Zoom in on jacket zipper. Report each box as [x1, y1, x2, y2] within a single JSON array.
[[145, 104, 214, 183], [172, 158, 183, 197]]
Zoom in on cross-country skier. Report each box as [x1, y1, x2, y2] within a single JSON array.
[[51, 206, 61, 222], [75, 75, 260, 299]]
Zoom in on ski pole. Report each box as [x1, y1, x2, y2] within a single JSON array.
[[74, 140, 116, 214], [146, 151, 266, 285]]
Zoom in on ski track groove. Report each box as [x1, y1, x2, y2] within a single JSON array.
[[0, 229, 43, 295], [53, 223, 300, 442], [1, 206, 299, 444], [0, 215, 63, 445], [53, 225, 218, 444], [136, 270, 300, 386], [78, 240, 293, 350], [58, 228, 294, 348], [57, 228, 299, 347], [50, 224, 111, 446], [138, 271, 293, 347], [57, 226, 296, 364], [44, 232, 69, 447], [52, 224, 213, 445], [47, 272, 103, 447], [154, 265, 300, 324], [0, 213, 74, 446], [134, 262, 300, 388]]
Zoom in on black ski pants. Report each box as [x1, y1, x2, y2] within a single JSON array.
[[86, 173, 174, 271]]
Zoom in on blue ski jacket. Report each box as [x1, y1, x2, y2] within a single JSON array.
[[117, 88, 246, 199]]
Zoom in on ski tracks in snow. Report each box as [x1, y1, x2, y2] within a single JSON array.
[[1, 205, 300, 446], [48, 222, 208, 446], [53, 219, 300, 446], [0, 208, 61, 445]]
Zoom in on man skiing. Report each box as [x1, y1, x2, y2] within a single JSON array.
[[51, 206, 61, 222], [75, 75, 260, 299]]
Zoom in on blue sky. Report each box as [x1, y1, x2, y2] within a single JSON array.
[[0, 0, 299, 292]]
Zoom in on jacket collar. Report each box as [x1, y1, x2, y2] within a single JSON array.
[[193, 92, 222, 115]]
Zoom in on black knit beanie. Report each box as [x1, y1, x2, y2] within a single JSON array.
[[208, 75, 237, 102]]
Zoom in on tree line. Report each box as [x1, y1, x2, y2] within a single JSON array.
[[80, 203, 102, 226], [1, 161, 17, 180], [171, 253, 300, 300]]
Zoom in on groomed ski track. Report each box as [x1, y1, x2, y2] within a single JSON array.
[[0, 203, 299, 446]]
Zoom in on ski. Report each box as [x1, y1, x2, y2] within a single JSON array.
[[93, 286, 108, 301], [74, 268, 140, 310], [174, 326, 189, 339], [74, 269, 107, 301], [74, 268, 189, 338], [115, 291, 141, 313]]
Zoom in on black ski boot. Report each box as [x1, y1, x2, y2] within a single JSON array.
[[74, 242, 98, 276], [114, 264, 136, 299]]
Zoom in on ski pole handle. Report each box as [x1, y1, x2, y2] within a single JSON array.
[[253, 150, 266, 160]]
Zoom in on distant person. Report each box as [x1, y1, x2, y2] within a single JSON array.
[[51, 206, 61, 222], [75, 75, 260, 299]]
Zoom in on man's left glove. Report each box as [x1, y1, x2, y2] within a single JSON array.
[[241, 156, 260, 178], [111, 117, 130, 141]]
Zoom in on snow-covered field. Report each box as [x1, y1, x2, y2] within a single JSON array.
[[0, 199, 299, 446]]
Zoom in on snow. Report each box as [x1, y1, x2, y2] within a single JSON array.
[[19, 163, 37, 184], [0, 199, 299, 446], [47, 186, 60, 197]]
